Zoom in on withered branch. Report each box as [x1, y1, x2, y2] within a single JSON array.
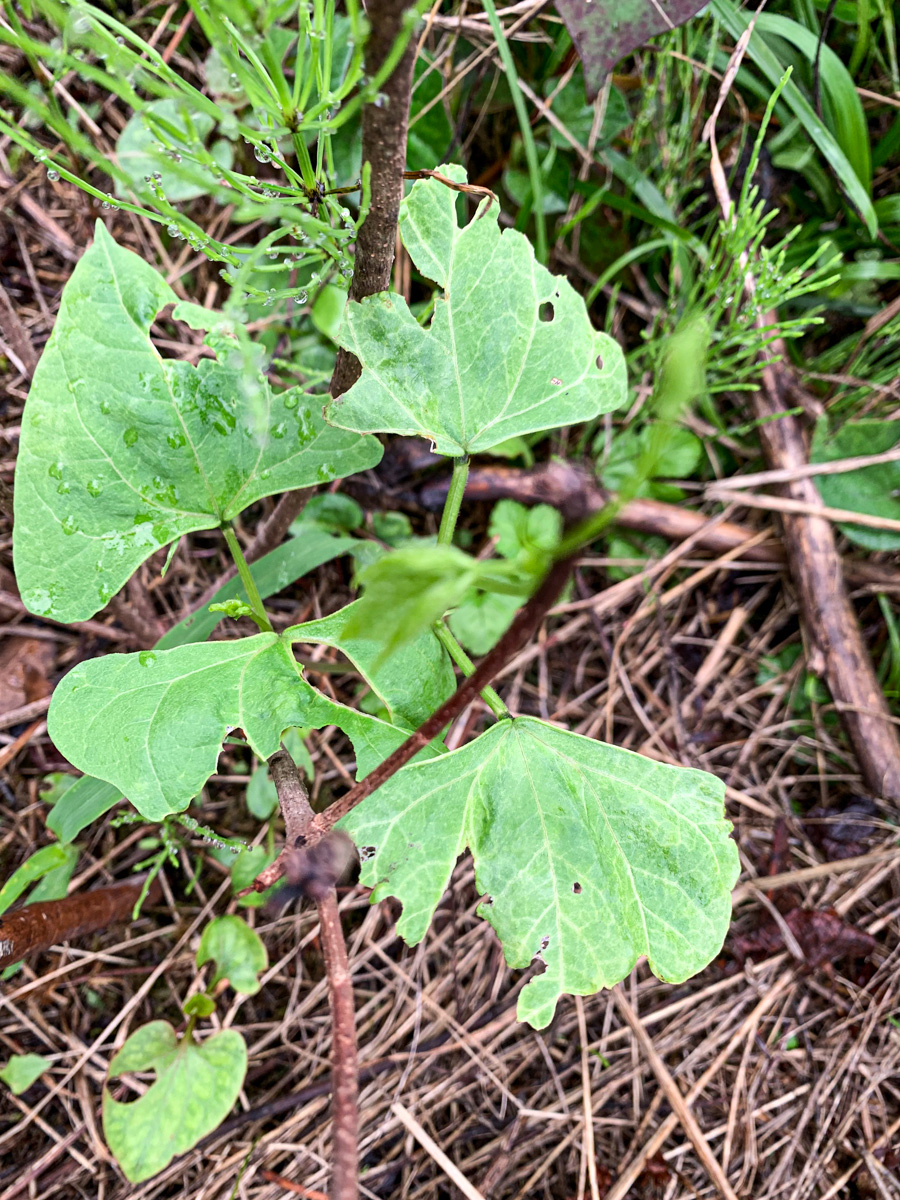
[[0, 875, 160, 968]]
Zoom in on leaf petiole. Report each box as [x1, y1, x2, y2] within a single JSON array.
[[433, 618, 509, 720], [437, 456, 469, 546], [221, 525, 274, 633]]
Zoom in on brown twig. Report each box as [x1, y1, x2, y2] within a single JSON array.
[[267, 751, 359, 1200], [245, 554, 576, 896], [0, 875, 161, 968], [330, 0, 417, 398]]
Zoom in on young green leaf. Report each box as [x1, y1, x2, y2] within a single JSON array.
[[340, 717, 738, 1028], [196, 914, 267, 995], [103, 1021, 246, 1183], [326, 166, 627, 455], [13, 222, 381, 622], [0, 1053, 50, 1095], [449, 501, 561, 655], [339, 545, 481, 659], [0, 844, 72, 915], [48, 634, 442, 821], [448, 590, 520, 656], [288, 597, 456, 727], [45, 774, 121, 845]]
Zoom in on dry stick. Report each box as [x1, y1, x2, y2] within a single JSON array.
[[0, 875, 161, 968], [246, 554, 576, 895], [703, 33, 900, 801], [604, 971, 795, 1200], [267, 751, 359, 1200], [330, 0, 417, 399]]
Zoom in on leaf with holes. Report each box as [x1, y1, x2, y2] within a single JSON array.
[[340, 716, 738, 1028], [103, 1021, 246, 1183], [553, 0, 708, 100], [12, 221, 381, 622], [47, 633, 444, 821], [326, 166, 626, 455]]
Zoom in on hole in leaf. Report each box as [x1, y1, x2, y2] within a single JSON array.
[[572, 882, 582, 894], [359, 846, 376, 862], [539, 302, 554, 323], [596, 355, 604, 371], [539, 934, 550, 953]]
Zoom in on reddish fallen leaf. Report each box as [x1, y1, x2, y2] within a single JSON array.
[[731, 906, 876, 974], [553, 0, 709, 100]]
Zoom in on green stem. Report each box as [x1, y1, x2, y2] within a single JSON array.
[[222, 524, 274, 633], [433, 618, 509, 720], [437, 456, 469, 545], [481, 0, 547, 264]]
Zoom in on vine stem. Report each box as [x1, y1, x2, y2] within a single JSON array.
[[221, 523, 274, 633], [268, 751, 359, 1200], [432, 618, 508, 720], [437, 456, 469, 545]]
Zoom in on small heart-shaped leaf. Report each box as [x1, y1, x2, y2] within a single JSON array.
[[103, 1021, 246, 1182]]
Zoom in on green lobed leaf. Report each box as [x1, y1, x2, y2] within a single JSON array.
[[288, 597, 456, 727], [0, 1053, 51, 1095], [103, 1021, 246, 1183], [196, 914, 268, 995], [327, 166, 627, 455], [48, 634, 442, 821], [13, 222, 381, 622], [553, 0, 708, 100], [810, 418, 900, 551], [340, 717, 738, 1028]]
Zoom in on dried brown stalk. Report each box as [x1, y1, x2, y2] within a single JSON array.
[[703, 29, 900, 800], [0, 875, 160, 968]]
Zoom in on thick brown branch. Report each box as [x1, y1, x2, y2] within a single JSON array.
[[330, 0, 416, 398], [0, 875, 160, 968], [753, 354, 900, 799]]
